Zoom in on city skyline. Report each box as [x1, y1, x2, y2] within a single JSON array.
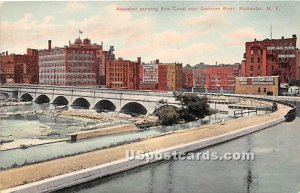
[[0, 1, 299, 65]]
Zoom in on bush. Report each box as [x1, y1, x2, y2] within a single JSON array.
[[156, 106, 179, 126]]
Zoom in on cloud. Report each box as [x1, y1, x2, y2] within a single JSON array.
[[180, 12, 228, 30], [65, 1, 87, 12], [223, 27, 263, 46], [0, 3, 153, 54]]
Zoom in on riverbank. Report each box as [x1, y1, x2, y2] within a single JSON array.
[[0, 103, 290, 190]]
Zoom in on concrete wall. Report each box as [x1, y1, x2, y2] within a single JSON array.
[[2, 115, 285, 193]]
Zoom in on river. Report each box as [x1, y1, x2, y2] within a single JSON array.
[[56, 117, 300, 193]]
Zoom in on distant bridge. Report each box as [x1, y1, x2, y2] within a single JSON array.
[[0, 84, 178, 115]]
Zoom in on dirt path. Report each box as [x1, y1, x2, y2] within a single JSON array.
[[0, 104, 290, 190]]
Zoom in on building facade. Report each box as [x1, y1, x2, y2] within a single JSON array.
[[205, 64, 240, 91], [39, 39, 98, 86], [140, 62, 158, 90], [235, 76, 279, 96], [193, 63, 207, 89], [182, 64, 193, 89], [0, 49, 39, 84], [244, 35, 297, 84], [166, 63, 183, 91], [105, 57, 141, 90]]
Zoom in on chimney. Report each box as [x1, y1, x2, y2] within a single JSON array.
[[48, 40, 52, 50], [137, 57, 141, 64], [6, 51, 8, 56], [254, 38, 256, 41], [292, 34, 297, 39], [282, 36, 284, 39], [155, 59, 159, 64]]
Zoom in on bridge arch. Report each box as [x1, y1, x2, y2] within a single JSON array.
[[20, 93, 33, 101], [94, 100, 116, 112], [120, 102, 147, 115], [1, 92, 9, 99], [35, 94, 50, 104], [71, 97, 90, 109], [53, 96, 69, 106]]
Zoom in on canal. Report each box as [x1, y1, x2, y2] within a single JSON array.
[[57, 117, 300, 193]]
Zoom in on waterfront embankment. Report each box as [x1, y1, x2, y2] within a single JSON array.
[[0, 103, 290, 191]]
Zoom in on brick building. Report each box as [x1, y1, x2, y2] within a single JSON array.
[[193, 63, 207, 89], [297, 49, 300, 80], [39, 38, 99, 86], [157, 64, 167, 91], [0, 49, 39, 84], [235, 76, 279, 96], [205, 63, 240, 91], [140, 61, 159, 90], [244, 35, 297, 84], [182, 64, 193, 89], [165, 63, 183, 91], [105, 57, 141, 90], [96, 45, 115, 85]]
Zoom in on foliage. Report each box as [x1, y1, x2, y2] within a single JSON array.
[[155, 105, 179, 126], [175, 93, 212, 122]]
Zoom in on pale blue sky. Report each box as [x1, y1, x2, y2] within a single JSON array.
[[0, 1, 299, 65]]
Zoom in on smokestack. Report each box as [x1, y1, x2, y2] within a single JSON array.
[[137, 57, 141, 64], [6, 51, 8, 56], [48, 40, 52, 50]]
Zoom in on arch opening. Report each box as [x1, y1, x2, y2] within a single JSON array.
[[1, 93, 9, 99], [94, 100, 116, 113], [20, 93, 33, 102], [71, 98, 90, 109], [35, 94, 50, 104], [53, 96, 69, 106], [120, 102, 147, 116]]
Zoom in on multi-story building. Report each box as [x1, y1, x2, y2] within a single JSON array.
[[105, 57, 141, 90], [235, 76, 279, 96], [140, 61, 158, 90], [205, 63, 240, 91], [244, 35, 297, 84], [182, 64, 193, 89], [0, 49, 39, 84], [39, 38, 99, 86], [193, 63, 206, 89], [96, 45, 115, 85], [297, 49, 300, 80], [165, 63, 183, 91], [157, 64, 167, 91]]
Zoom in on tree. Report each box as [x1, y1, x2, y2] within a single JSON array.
[[175, 93, 212, 122], [155, 105, 179, 126]]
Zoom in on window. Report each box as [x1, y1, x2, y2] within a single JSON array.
[[264, 88, 267, 93], [251, 49, 254, 55], [257, 58, 261, 63], [258, 50, 261, 55], [258, 87, 261, 92], [251, 58, 254, 63], [250, 66, 253, 71]]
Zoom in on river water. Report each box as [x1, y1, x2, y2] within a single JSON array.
[[57, 118, 300, 193]]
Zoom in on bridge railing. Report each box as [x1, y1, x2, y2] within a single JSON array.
[[202, 93, 296, 122]]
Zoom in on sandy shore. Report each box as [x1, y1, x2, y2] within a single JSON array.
[[0, 104, 290, 190]]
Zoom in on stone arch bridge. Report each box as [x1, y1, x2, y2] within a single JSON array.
[[0, 85, 178, 115]]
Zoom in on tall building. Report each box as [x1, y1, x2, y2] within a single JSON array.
[[193, 63, 206, 89], [0, 49, 39, 84], [140, 61, 159, 90], [157, 64, 167, 91], [96, 45, 115, 85], [39, 38, 99, 86], [205, 63, 240, 91], [244, 35, 297, 84], [105, 57, 141, 90], [182, 64, 193, 89], [165, 63, 183, 91], [296, 49, 300, 80]]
